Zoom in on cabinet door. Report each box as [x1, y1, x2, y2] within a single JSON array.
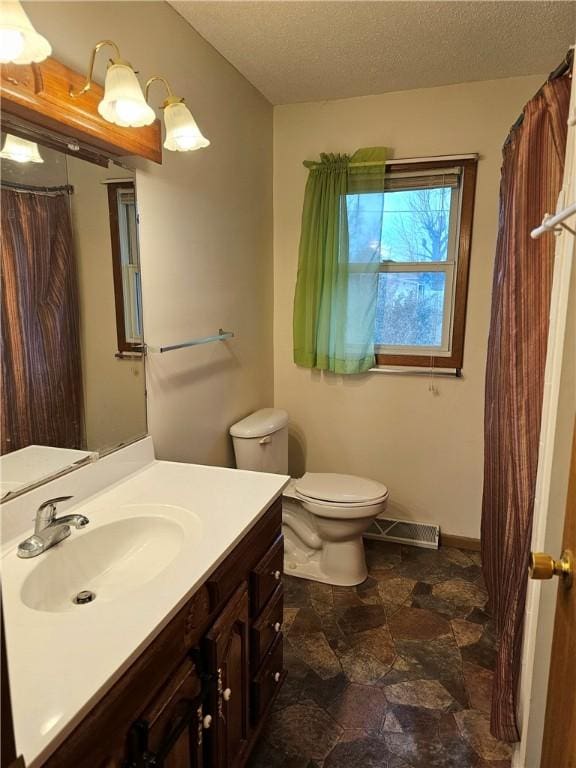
[[204, 583, 250, 768], [124, 660, 204, 768]]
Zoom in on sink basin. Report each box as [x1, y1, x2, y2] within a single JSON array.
[[21, 515, 185, 613]]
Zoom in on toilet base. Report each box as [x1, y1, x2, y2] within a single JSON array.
[[283, 528, 368, 587]]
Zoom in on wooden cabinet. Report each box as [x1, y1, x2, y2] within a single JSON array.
[[124, 661, 204, 768], [42, 498, 285, 768], [204, 584, 250, 768]]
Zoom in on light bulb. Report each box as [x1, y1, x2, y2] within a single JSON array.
[[11, 149, 30, 162], [0, 28, 24, 62], [172, 132, 197, 152], [114, 99, 149, 125]]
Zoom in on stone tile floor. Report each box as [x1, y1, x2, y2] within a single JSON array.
[[248, 540, 512, 768]]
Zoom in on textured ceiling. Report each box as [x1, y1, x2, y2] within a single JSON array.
[[169, 1, 574, 105]]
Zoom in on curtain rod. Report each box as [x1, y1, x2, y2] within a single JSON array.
[[304, 153, 478, 170], [548, 46, 574, 82], [1, 181, 74, 195], [509, 47, 573, 136]]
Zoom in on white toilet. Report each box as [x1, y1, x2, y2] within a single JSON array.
[[230, 408, 389, 587]]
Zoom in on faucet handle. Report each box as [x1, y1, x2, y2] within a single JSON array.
[[38, 496, 74, 512], [35, 496, 74, 532]]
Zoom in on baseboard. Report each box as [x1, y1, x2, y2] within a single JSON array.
[[440, 533, 481, 552]]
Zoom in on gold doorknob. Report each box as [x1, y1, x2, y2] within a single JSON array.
[[529, 550, 573, 587]]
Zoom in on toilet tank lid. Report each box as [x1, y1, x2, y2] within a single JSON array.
[[229, 408, 289, 438]]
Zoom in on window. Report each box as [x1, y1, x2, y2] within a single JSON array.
[[107, 181, 143, 353], [348, 158, 477, 369]]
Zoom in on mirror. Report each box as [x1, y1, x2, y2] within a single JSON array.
[[0, 138, 147, 498]]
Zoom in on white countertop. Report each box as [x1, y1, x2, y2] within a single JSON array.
[[2, 459, 288, 767]]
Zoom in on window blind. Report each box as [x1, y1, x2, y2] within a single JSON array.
[[348, 167, 461, 194], [385, 168, 461, 191]]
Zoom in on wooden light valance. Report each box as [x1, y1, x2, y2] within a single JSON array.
[[0, 56, 162, 165]]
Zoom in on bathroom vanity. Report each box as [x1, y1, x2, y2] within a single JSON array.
[[46, 499, 284, 768], [2, 442, 289, 768]]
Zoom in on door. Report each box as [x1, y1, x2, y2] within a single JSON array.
[[540, 423, 576, 767], [204, 583, 250, 768], [124, 660, 205, 768]]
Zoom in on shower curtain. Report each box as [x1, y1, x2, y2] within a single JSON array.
[[1, 187, 84, 454], [481, 65, 571, 741]]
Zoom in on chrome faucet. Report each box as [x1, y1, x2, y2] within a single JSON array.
[[17, 496, 89, 559]]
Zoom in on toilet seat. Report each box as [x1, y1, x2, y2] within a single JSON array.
[[294, 472, 388, 505], [299, 496, 388, 520], [292, 473, 389, 520], [295, 492, 389, 507]]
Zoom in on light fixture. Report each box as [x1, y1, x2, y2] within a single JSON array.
[[0, 0, 51, 64], [0, 133, 43, 163], [146, 76, 210, 152], [70, 40, 155, 128]]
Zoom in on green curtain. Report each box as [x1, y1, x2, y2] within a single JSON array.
[[293, 148, 387, 374]]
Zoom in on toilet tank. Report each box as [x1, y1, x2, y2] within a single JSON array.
[[230, 408, 289, 474]]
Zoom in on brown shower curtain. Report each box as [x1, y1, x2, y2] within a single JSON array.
[[1, 187, 84, 454], [481, 66, 571, 741]]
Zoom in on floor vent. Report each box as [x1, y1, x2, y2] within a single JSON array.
[[364, 517, 440, 549]]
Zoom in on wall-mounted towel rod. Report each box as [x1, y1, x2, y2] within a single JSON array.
[[531, 202, 576, 239], [146, 329, 234, 354]]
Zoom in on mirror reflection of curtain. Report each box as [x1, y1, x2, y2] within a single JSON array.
[[1, 186, 84, 454]]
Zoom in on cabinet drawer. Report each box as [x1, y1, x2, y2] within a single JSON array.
[[207, 499, 282, 612], [251, 633, 285, 724], [250, 535, 284, 616], [251, 585, 284, 672]]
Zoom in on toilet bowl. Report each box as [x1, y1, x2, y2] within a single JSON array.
[[229, 409, 389, 587], [283, 474, 388, 585]]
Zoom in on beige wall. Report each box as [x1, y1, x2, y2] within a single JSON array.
[[273, 76, 543, 538], [26, 1, 274, 467], [67, 158, 146, 453]]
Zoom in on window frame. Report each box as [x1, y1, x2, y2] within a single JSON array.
[[106, 181, 144, 354], [372, 158, 478, 370]]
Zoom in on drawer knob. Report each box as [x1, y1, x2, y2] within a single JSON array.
[[223, 687, 232, 701], [203, 714, 213, 729], [272, 621, 282, 633], [273, 671, 281, 683], [272, 570, 281, 580]]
